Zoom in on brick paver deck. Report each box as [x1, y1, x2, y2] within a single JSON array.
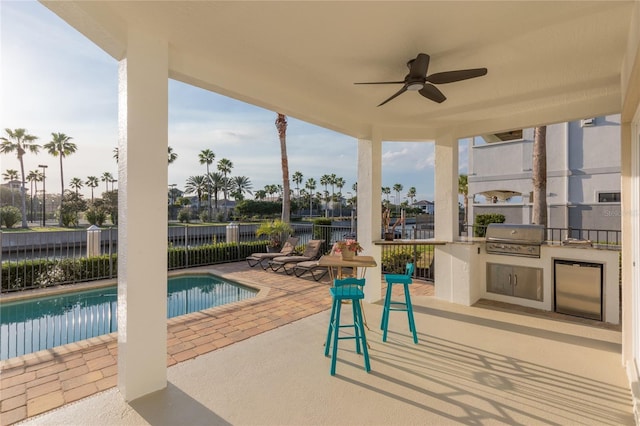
[[0, 262, 434, 425]]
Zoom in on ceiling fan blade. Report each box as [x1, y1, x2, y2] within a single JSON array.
[[426, 68, 488, 84], [409, 53, 430, 79], [419, 84, 446, 103], [354, 81, 405, 85], [378, 86, 408, 107]]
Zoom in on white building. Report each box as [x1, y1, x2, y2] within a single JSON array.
[[468, 115, 621, 233]]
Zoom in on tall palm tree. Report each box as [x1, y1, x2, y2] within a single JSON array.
[[292, 171, 303, 200], [3, 169, 19, 207], [184, 175, 208, 208], [0, 128, 40, 228], [217, 158, 233, 216], [329, 173, 337, 217], [393, 183, 403, 212], [320, 174, 331, 214], [230, 175, 253, 201], [113, 147, 119, 163], [458, 175, 468, 226], [26, 169, 43, 221], [70, 177, 83, 195], [382, 186, 391, 206], [199, 149, 216, 218], [101, 172, 114, 194], [407, 186, 417, 205], [44, 132, 77, 226], [532, 126, 548, 226], [275, 113, 291, 223], [335, 177, 345, 217], [86, 176, 99, 203], [208, 171, 224, 211], [305, 177, 317, 217]]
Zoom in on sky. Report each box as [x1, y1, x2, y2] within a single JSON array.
[[0, 1, 468, 203]]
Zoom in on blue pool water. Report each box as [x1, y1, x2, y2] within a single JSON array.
[[0, 275, 256, 360]]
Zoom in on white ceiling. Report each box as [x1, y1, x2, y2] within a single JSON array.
[[42, 1, 635, 141]]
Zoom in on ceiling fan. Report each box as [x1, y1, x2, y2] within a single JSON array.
[[355, 53, 487, 107]]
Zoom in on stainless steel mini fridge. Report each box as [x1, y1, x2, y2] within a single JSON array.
[[554, 259, 603, 321]]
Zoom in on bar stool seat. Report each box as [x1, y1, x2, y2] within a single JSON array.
[[324, 277, 370, 375], [381, 263, 418, 343]]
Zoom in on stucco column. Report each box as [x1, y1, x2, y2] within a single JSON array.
[[358, 137, 383, 302], [117, 29, 169, 401], [434, 134, 459, 240], [434, 134, 459, 301]]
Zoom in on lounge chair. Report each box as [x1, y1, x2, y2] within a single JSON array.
[[246, 236, 299, 270], [291, 242, 340, 281], [268, 239, 324, 273]]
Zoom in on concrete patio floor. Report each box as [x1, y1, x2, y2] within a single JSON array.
[[2, 262, 634, 425]]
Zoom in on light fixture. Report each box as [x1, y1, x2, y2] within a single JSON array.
[[406, 82, 423, 91]]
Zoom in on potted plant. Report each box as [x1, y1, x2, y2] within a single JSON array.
[[255, 219, 294, 252], [335, 239, 363, 260]]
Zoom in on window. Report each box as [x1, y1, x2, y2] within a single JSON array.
[[598, 192, 620, 203]]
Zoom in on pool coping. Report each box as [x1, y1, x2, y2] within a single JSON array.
[[0, 266, 270, 365]]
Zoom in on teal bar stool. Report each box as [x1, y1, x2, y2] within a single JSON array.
[[381, 263, 418, 343], [324, 277, 370, 376]]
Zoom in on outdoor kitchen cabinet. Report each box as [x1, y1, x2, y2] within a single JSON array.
[[486, 262, 543, 301]]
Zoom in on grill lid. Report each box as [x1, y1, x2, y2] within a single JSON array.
[[485, 223, 545, 245]]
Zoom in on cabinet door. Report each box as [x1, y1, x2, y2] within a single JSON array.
[[487, 263, 513, 295], [512, 266, 543, 301]]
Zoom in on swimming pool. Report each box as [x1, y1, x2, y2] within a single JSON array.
[[0, 274, 257, 360]]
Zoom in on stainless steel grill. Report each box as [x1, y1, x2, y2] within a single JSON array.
[[485, 223, 545, 258]]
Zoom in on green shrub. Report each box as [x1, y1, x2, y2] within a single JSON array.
[[474, 213, 505, 237], [177, 208, 191, 223], [199, 210, 210, 223], [381, 249, 415, 274], [85, 207, 107, 226], [0, 206, 21, 228], [312, 218, 333, 253]]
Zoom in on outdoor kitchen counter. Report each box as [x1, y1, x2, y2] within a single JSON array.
[[431, 239, 620, 324], [373, 239, 447, 245]]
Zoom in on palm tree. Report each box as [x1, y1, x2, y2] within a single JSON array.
[[70, 177, 83, 195], [113, 147, 119, 163], [458, 175, 468, 226], [275, 113, 291, 223], [3, 169, 19, 207], [199, 149, 215, 218], [217, 158, 233, 216], [254, 189, 267, 200], [335, 177, 345, 217], [329, 173, 337, 217], [26, 169, 43, 221], [382, 186, 391, 206], [320, 174, 331, 214], [208, 171, 224, 211], [230, 175, 253, 201], [44, 132, 77, 226], [101, 172, 114, 193], [407, 186, 417, 205], [0, 128, 40, 228], [184, 175, 208, 208], [86, 176, 99, 203], [167, 146, 178, 164], [532, 126, 548, 226], [305, 177, 317, 217], [393, 183, 403, 212], [292, 171, 303, 199]]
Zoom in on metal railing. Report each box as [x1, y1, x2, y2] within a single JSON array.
[[379, 242, 435, 281], [462, 224, 621, 248]]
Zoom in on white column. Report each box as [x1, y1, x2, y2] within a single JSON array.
[[434, 134, 459, 301], [117, 29, 169, 401], [358, 137, 383, 302], [434, 134, 459, 241]]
